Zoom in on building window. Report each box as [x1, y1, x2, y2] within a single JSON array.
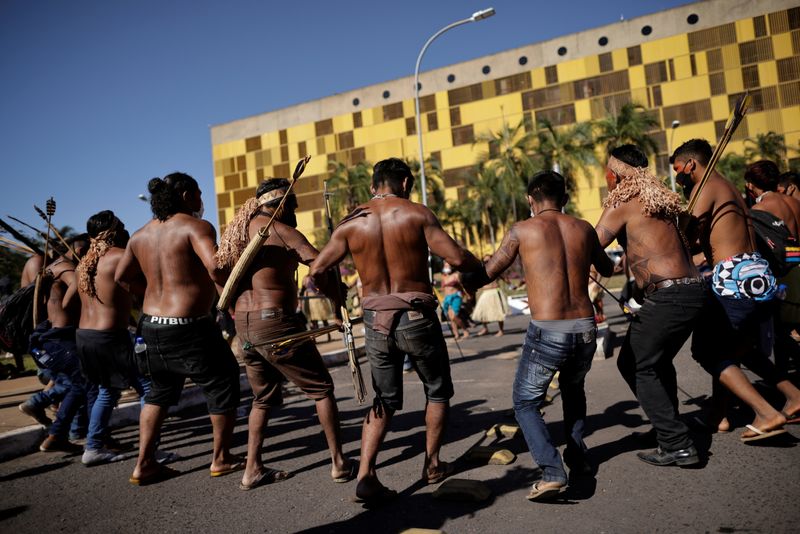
[[687, 13, 699, 25], [382, 102, 403, 121], [662, 99, 713, 125], [449, 107, 461, 127], [545, 65, 558, 84], [352, 98, 360, 106], [557, 46, 567, 56], [742, 65, 760, 89], [599, 52, 613, 73], [688, 23, 737, 52], [315, 119, 333, 137], [652, 85, 662, 107], [535, 104, 576, 126], [337, 131, 354, 150], [447, 74, 456, 83], [416, 82, 422, 91], [598, 36, 608, 46], [645, 61, 668, 84], [427, 111, 438, 131], [641, 25, 652, 36], [279, 129, 288, 145], [451, 125, 474, 146], [777, 56, 800, 81], [668, 59, 676, 81], [353, 111, 362, 128], [482, 65, 491, 75], [418, 94, 436, 113], [495, 72, 532, 95], [405, 117, 416, 136], [730, 87, 779, 112], [709, 72, 726, 95], [627, 45, 642, 66], [280, 145, 289, 162], [753, 15, 768, 37], [298, 141, 307, 158], [518, 56, 528, 65], [448, 83, 483, 106], [706, 48, 723, 71], [245, 136, 261, 152], [739, 37, 775, 65], [690, 54, 697, 76], [382, 90, 391, 99]]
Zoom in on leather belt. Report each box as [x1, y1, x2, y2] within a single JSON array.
[[644, 276, 703, 297]]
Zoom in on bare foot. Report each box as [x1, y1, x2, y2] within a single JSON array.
[[742, 412, 787, 438], [331, 459, 357, 482], [716, 417, 731, 433], [781, 399, 800, 420], [240, 467, 292, 490], [475, 328, 488, 337], [494, 330, 504, 337], [422, 460, 454, 484], [460, 331, 470, 339]]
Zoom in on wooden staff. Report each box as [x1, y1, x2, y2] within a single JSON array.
[[35, 205, 78, 259], [0, 218, 44, 256], [685, 93, 749, 214], [589, 273, 636, 316], [342, 306, 367, 404], [217, 155, 310, 310], [241, 316, 363, 351], [33, 198, 56, 327], [7, 215, 48, 240]]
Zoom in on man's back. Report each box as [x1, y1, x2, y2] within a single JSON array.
[[129, 214, 215, 317], [756, 193, 800, 240], [339, 197, 433, 296], [47, 258, 79, 328], [693, 174, 755, 264], [516, 213, 597, 320], [78, 247, 132, 331]]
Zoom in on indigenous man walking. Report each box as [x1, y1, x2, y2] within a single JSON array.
[[477, 170, 613, 500], [116, 172, 241, 485], [216, 179, 354, 491], [309, 158, 481, 504], [596, 145, 706, 466]]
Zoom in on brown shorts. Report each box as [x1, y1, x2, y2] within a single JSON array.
[[235, 309, 334, 408]]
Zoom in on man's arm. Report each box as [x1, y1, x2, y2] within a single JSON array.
[[114, 239, 144, 295], [309, 226, 349, 286], [484, 225, 521, 281], [590, 228, 615, 278], [423, 210, 481, 272], [595, 206, 625, 249], [189, 220, 227, 286], [60, 269, 80, 311]]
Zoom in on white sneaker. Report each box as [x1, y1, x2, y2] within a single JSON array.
[[154, 449, 181, 464], [82, 448, 124, 466]]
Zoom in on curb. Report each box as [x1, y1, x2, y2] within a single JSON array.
[[0, 345, 361, 463]]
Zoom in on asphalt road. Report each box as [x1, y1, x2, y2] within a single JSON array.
[[1, 304, 798, 533]]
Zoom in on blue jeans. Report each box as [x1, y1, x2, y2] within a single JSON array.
[[28, 370, 87, 437], [47, 358, 88, 440], [513, 322, 596, 485], [86, 377, 150, 451]]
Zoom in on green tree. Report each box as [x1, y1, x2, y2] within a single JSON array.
[[475, 119, 535, 223], [744, 131, 792, 171], [530, 119, 598, 192], [717, 153, 748, 193], [404, 156, 446, 211], [594, 102, 660, 157], [326, 160, 373, 222]]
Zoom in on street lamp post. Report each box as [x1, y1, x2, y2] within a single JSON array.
[[668, 119, 680, 192], [414, 7, 495, 207]]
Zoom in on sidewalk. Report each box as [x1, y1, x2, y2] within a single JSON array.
[[0, 327, 365, 462]]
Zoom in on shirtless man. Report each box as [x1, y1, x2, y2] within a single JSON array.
[[309, 157, 481, 504], [743, 161, 800, 422], [216, 179, 353, 491], [777, 171, 800, 201], [596, 145, 706, 466], [73, 210, 154, 466], [441, 262, 469, 339], [116, 172, 241, 485], [478, 170, 613, 500], [671, 139, 789, 441], [32, 237, 90, 453]]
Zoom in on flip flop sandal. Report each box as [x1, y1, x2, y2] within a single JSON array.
[[423, 461, 455, 485], [526, 481, 566, 501], [129, 465, 181, 487], [210, 459, 246, 478], [353, 486, 398, 506], [332, 461, 358, 483], [740, 424, 788, 443], [239, 468, 293, 491]]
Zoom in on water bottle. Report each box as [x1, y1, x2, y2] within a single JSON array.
[[134, 336, 147, 354], [777, 284, 788, 301], [31, 347, 51, 367]]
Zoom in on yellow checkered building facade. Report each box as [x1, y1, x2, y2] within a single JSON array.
[[211, 0, 800, 254]]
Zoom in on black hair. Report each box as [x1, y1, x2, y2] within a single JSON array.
[[256, 178, 291, 206], [745, 160, 780, 192], [86, 210, 117, 238], [372, 158, 414, 193], [527, 170, 566, 202], [610, 144, 648, 168], [670, 139, 712, 166], [779, 171, 800, 189], [147, 172, 199, 221]]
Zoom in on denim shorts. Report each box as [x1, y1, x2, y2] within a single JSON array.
[[364, 308, 453, 411], [141, 315, 240, 414]]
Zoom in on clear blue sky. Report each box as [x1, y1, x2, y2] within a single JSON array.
[[0, 0, 687, 237]]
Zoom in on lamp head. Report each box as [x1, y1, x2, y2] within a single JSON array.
[[671, 120, 680, 129], [471, 7, 495, 21]]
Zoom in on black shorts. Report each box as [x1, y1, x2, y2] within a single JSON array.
[[140, 314, 241, 414], [364, 308, 453, 411], [76, 328, 137, 390]]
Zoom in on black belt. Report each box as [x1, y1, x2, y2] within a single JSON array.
[[644, 277, 703, 297]]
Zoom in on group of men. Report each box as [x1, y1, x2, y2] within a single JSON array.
[[17, 144, 799, 503]]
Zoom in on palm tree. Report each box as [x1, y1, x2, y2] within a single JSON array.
[[717, 153, 748, 193], [475, 119, 535, 223], [326, 160, 373, 222], [404, 156, 446, 210], [594, 102, 660, 157], [744, 131, 792, 171], [530, 119, 598, 192], [472, 163, 509, 245]]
